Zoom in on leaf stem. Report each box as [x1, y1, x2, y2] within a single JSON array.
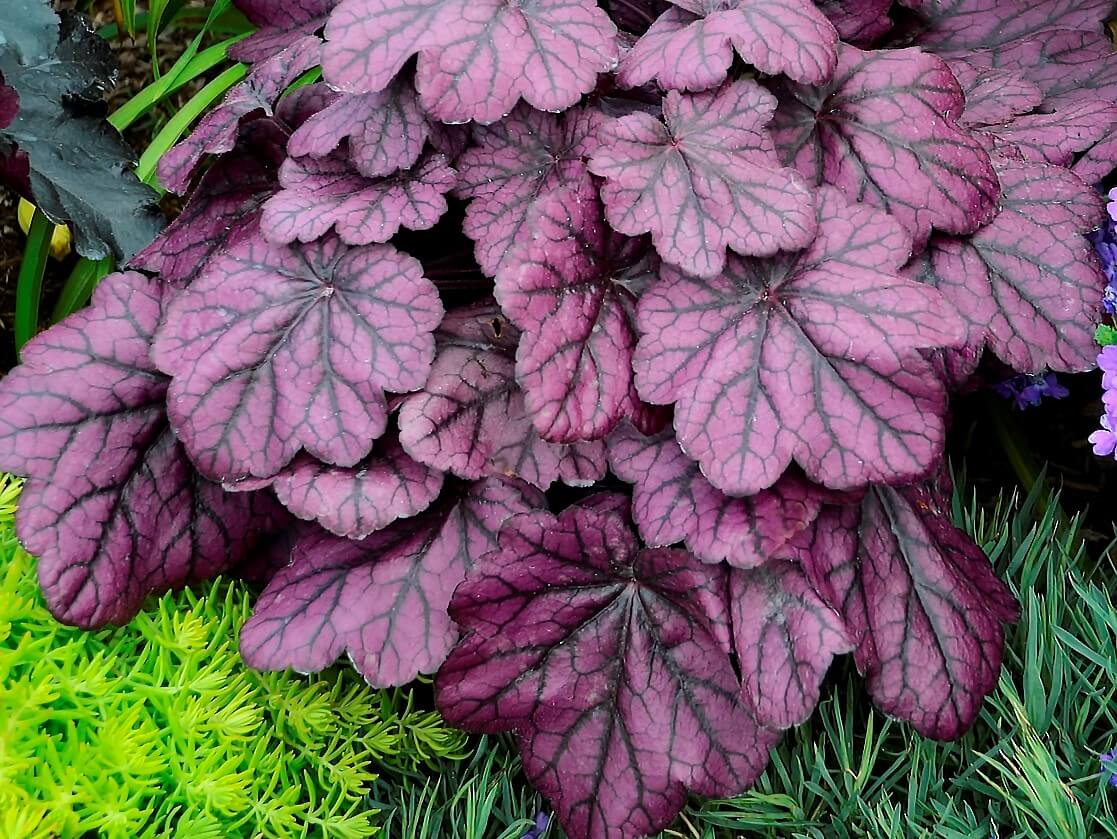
[[15, 210, 53, 353]]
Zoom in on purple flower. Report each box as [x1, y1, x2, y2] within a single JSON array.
[[522, 812, 550, 839], [1100, 346, 1117, 390], [993, 372, 1069, 410], [1090, 412, 1117, 458], [1101, 748, 1117, 788]]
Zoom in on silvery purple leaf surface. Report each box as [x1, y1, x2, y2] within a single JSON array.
[[633, 186, 963, 496], [911, 0, 1112, 54], [436, 498, 777, 839], [0, 272, 281, 628], [814, 0, 892, 46], [240, 477, 542, 686], [772, 44, 1000, 250], [589, 79, 816, 278], [618, 0, 837, 91], [237, 430, 444, 539], [158, 35, 321, 194], [904, 157, 1105, 373], [260, 151, 456, 246], [321, 0, 618, 123], [397, 303, 607, 489], [792, 480, 1018, 739], [153, 231, 443, 481], [456, 105, 602, 277], [494, 176, 641, 442]]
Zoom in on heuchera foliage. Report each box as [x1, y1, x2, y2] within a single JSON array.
[[0, 1, 1113, 837]]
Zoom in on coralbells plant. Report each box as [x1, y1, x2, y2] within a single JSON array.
[[0, 2, 1114, 838]]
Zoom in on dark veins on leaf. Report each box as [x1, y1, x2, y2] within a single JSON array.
[[0, 273, 281, 628], [231, 0, 337, 63], [437, 498, 778, 839], [152, 231, 443, 482], [240, 476, 542, 687]]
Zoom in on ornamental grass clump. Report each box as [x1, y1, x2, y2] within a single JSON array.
[[1, 2, 1115, 838]]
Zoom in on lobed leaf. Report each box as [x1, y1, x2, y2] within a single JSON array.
[[153, 231, 443, 481], [231, 0, 337, 62], [590, 79, 816, 278], [618, 0, 838, 91], [0, 272, 280, 628], [912, 0, 1112, 53], [260, 151, 456, 246], [322, 0, 618, 123], [771, 44, 1000, 250], [437, 499, 777, 839], [240, 477, 542, 686], [633, 186, 963, 495]]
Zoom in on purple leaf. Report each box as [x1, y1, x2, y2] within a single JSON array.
[[814, 0, 892, 47], [904, 157, 1105, 373], [131, 119, 286, 286], [436, 499, 777, 839], [913, 0, 1112, 53], [0, 272, 281, 628], [321, 0, 618, 124], [0, 72, 17, 131], [963, 29, 1117, 108], [286, 79, 430, 178], [729, 560, 853, 728], [260, 151, 456, 246], [397, 303, 606, 489], [456, 105, 602, 276], [797, 482, 1017, 739], [589, 79, 816, 278], [231, 0, 335, 62], [152, 231, 443, 481], [240, 431, 444, 539], [983, 100, 1117, 168], [617, 0, 838, 90], [495, 176, 641, 442], [633, 186, 963, 496], [949, 61, 1044, 127], [240, 477, 542, 686], [607, 422, 827, 567], [157, 35, 322, 194], [771, 44, 1000, 250]]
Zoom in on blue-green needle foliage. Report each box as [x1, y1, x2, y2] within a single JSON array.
[[0, 475, 469, 839], [374, 479, 1117, 839]]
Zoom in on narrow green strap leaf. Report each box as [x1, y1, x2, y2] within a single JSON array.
[[15, 209, 53, 353], [51, 257, 115, 324]]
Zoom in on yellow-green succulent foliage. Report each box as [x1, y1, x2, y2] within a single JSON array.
[[0, 475, 469, 839]]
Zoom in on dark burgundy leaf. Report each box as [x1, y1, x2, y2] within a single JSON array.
[[729, 560, 853, 728], [607, 422, 825, 567], [152, 231, 443, 481], [260, 151, 456, 246], [239, 431, 444, 539], [605, 0, 671, 34], [240, 477, 542, 686], [0, 272, 280, 628], [903, 157, 1104, 372], [456, 104, 601, 276], [158, 35, 321, 194], [436, 499, 777, 839], [814, 0, 892, 46], [797, 483, 1017, 739], [495, 176, 641, 442], [131, 119, 286, 286], [617, 0, 838, 90], [633, 186, 963, 495], [231, 0, 336, 63], [0, 72, 17, 130], [397, 303, 607, 489], [771, 44, 1000, 250], [589, 79, 816, 278], [321, 0, 618, 123], [286, 79, 431, 178], [913, 0, 1111, 53]]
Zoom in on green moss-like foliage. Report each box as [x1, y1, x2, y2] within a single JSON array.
[[0, 475, 469, 839]]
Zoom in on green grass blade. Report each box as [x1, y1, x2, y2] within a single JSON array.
[[14, 209, 53, 352]]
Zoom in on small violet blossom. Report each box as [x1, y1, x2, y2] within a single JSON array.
[[522, 812, 550, 839], [993, 372, 1069, 410], [1092, 348, 1117, 460], [1101, 748, 1117, 788]]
